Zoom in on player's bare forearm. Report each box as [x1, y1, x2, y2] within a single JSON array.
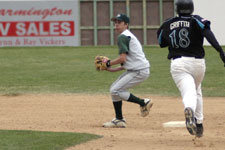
[[110, 53, 126, 66], [106, 66, 125, 72]]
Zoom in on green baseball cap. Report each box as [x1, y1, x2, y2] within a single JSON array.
[[111, 14, 130, 23]]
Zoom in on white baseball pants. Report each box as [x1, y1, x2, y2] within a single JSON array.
[[170, 57, 206, 124]]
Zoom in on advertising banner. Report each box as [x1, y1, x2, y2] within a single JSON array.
[[0, 0, 80, 47]]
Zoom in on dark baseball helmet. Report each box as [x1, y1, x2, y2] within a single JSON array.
[[175, 0, 194, 15]]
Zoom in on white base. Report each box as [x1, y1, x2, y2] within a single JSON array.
[[163, 121, 186, 128]]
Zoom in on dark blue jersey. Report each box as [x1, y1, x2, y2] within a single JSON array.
[[157, 15, 210, 59]]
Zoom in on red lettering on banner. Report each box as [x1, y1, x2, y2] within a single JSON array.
[[0, 21, 74, 37], [0, 7, 72, 19]]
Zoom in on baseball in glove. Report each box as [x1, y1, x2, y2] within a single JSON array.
[[95, 55, 110, 71]]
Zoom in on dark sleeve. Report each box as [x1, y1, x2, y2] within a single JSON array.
[[157, 25, 168, 48], [193, 15, 211, 30], [203, 28, 224, 54], [117, 34, 130, 54]]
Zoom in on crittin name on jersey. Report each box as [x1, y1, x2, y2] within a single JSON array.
[[170, 21, 190, 30]]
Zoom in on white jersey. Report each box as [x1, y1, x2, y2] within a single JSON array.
[[119, 29, 150, 70]]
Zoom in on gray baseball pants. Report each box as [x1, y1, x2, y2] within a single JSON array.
[[110, 68, 150, 102]]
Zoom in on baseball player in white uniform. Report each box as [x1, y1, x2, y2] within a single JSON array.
[[157, 0, 225, 137], [103, 14, 153, 128]]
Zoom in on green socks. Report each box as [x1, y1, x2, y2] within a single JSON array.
[[113, 101, 123, 120], [127, 93, 145, 106]]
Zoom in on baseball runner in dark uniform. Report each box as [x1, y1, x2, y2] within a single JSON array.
[[157, 0, 225, 137]]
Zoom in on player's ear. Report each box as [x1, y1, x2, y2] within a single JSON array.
[[125, 23, 129, 29]]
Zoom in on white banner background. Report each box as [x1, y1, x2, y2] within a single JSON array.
[[194, 0, 225, 45]]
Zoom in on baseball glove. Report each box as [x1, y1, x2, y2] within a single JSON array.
[[94, 55, 110, 71]]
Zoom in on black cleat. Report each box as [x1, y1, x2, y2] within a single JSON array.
[[196, 123, 204, 138], [184, 107, 197, 135]]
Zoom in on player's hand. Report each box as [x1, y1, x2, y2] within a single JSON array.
[[219, 51, 225, 67]]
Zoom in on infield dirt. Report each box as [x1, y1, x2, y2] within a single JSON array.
[[0, 94, 224, 150]]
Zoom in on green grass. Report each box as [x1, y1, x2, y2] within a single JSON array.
[[0, 130, 101, 150], [0, 46, 224, 149], [0, 46, 224, 96]]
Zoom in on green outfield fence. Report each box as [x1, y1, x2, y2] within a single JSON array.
[[79, 0, 175, 46]]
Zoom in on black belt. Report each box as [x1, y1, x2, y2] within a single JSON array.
[[172, 56, 203, 60]]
